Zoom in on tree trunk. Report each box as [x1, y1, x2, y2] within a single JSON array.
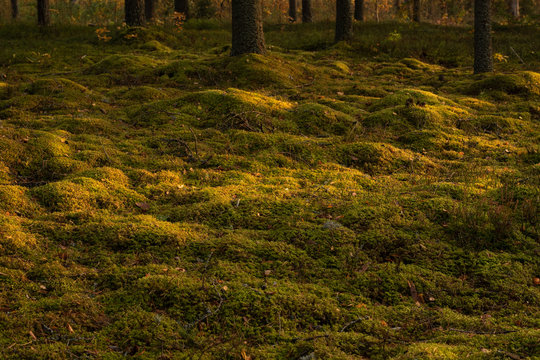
[[474, 0, 493, 73], [37, 0, 50, 26], [11, 0, 18, 19], [354, 0, 364, 21], [145, 0, 155, 21], [289, 0, 297, 22], [125, 0, 145, 25], [335, 0, 353, 42], [510, 0, 519, 18], [302, 0, 312, 23], [412, 0, 420, 22], [394, 0, 400, 14], [231, 0, 266, 56], [174, 0, 190, 18]]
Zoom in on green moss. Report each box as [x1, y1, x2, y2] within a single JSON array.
[[289, 103, 356, 136], [0, 215, 37, 251], [465, 72, 540, 97], [219, 53, 312, 88], [369, 89, 458, 112], [139, 40, 173, 53], [400, 57, 443, 71], [31, 176, 144, 212], [83, 54, 160, 84]]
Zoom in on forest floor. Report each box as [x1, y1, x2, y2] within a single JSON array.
[[0, 21, 539, 359]]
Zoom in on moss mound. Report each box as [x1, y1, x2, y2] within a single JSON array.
[[127, 88, 294, 129], [25, 78, 92, 99], [32, 176, 145, 212], [465, 72, 540, 96], [219, 53, 312, 88], [369, 89, 458, 112], [289, 103, 356, 136], [400, 58, 443, 71], [84, 54, 159, 84]]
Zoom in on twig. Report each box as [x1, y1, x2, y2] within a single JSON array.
[[446, 328, 519, 335], [184, 280, 224, 330], [510, 46, 526, 65], [188, 127, 199, 157], [339, 316, 369, 333]]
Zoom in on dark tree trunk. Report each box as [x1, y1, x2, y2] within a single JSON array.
[[474, 0, 493, 73], [37, 0, 50, 26], [302, 0, 312, 23], [125, 0, 145, 26], [174, 0, 190, 18], [145, 0, 156, 21], [11, 0, 18, 19], [412, 0, 420, 22], [231, 0, 266, 56], [335, 0, 353, 42], [289, 0, 297, 22], [354, 0, 364, 21], [510, 0, 519, 18], [394, 0, 400, 14]]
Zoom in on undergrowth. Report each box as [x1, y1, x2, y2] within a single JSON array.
[[0, 22, 539, 359]]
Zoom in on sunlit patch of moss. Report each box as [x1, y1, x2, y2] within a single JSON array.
[[369, 89, 458, 112], [128, 88, 294, 129], [400, 57, 444, 72], [465, 72, 540, 97], [457, 97, 497, 111], [219, 53, 312, 88], [0, 185, 41, 215], [139, 40, 173, 53], [0, 215, 37, 251], [83, 54, 160, 84], [31, 176, 145, 212], [289, 103, 356, 136], [75, 214, 202, 250]]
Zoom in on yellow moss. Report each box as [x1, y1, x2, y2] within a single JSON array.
[[0, 215, 37, 251], [400, 58, 443, 72], [26, 78, 91, 100], [0, 185, 40, 215], [140, 40, 173, 53], [369, 89, 459, 112]]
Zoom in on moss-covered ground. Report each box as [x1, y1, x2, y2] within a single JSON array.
[[0, 21, 539, 359]]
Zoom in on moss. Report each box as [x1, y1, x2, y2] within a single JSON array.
[[465, 72, 540, 97], [31, 176, 145, 212], [139, 40, 173, 53], [219, 53, 312, 88], [128, 88, 293, 129], [289, 103, 356, 136], [74, 214, 198, 250], [0, 215, 37, 251], [25, 78, 92, 100], [83, 54, 160, 84], [0, 185, 40, 215], [400, 57, 443, 72], [368, 89, 458, 112]]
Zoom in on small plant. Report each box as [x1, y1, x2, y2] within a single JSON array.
[[95, 27, 112, 42]]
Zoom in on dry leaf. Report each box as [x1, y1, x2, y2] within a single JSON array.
[[135, 202, 150, 211], [29, 331, 37, 340], [67, 323, 74, 333]]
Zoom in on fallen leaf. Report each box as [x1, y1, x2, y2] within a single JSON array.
[[29, 331, 37, 340], [135, 202, 150, 211], [67, 323, 74, 333]]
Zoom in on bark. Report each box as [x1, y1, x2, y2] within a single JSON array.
[[302, 0, 312, 23], [412, 0, 420, 22], [125, 0, 145, 26], [145, 0, 156, 21], [474, 0, 493, 73], [11, 0, 18, 19], [231, 0, 266, 56], [37, 0, 50, 26], [354, 0, 364, 21], [174, 0, 190, 18], [289, 0, 297, 22], [510, 0, 520, 18], [335, 0, 353, 42]]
